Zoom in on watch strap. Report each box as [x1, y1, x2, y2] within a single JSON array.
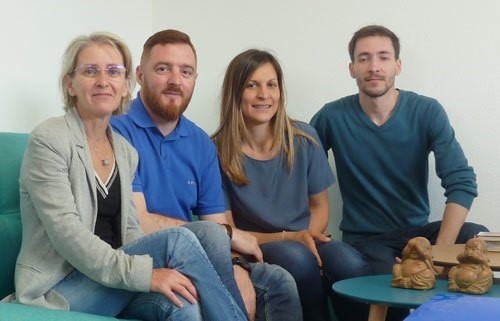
[[232, 256, 251, 273]]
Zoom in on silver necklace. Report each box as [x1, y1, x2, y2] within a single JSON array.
[[90, 136, 111, 166]]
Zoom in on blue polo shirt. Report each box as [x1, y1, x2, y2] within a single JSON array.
[[111, 94, 225, 221]]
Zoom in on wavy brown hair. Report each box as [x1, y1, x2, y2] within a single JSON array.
[[212, 49, 314, 185]]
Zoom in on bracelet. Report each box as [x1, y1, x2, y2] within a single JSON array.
[[219, 223, 233, 240]]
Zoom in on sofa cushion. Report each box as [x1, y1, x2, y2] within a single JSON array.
[[0, 302, 140, 321], [0, 132, 29, 298], [0, 213, 22, 298], [0, 133, 28, 213]]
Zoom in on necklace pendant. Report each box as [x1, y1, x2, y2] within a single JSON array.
[[101, 159, 110, 166]]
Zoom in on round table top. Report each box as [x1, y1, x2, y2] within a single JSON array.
[[431, 244, 500, 271], [332, 275, 500, 309]]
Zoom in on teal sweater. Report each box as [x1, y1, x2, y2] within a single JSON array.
[[311, 90, 477, 242]]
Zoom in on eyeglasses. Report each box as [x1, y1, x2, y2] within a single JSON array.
[[73, 64, 127, 79]]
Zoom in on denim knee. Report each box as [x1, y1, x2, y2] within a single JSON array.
[[124, 226, 203, 259], [183, 221, 231, 255], [250, 262, 297, 292], [184, 221, 229, 244], [261, 240, 319, 281], [319, 241, 371, 282]]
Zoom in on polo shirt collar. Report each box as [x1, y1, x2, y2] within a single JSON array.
[[129, 92, 191, 137]]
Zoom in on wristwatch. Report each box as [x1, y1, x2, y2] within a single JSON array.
[[232, 256, 251, 274]]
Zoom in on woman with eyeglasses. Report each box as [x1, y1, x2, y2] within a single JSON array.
[[13, 32, 248, 321], [212, 49, 372, 321]]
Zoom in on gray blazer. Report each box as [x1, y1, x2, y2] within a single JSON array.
[[15, 108, 152, 310]]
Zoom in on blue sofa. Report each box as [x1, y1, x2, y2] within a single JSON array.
[[0, 132, 133, 321]]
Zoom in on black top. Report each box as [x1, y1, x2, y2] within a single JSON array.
[[95, 163, 122, 249]]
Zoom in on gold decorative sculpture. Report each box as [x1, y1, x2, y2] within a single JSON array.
[[448, 238, 493, 294], [392, 237, 438, 290]]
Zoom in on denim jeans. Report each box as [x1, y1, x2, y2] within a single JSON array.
[[261, 240, 371, 321], [53, 226, 247, 321], [184, 221, 302, 321], [183, 221, 247, 312], [249, 262, 302, 321]]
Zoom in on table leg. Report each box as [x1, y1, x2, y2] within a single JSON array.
[[368, 304, 388, 321]]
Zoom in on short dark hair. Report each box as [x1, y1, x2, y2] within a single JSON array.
[[348, 25, 400, 62], [141, 29, 197, 63]]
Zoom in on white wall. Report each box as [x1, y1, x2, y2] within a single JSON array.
[[1, 0, 499, 236], [0, 0, 153, 131]]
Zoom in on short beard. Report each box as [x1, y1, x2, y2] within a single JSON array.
[[358, 75, 396, 98], [361, 86, 391, 98], [141, 83, 190, 121]]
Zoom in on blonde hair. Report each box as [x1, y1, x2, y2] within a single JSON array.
[[212, 49, 314, 185], [60, 32, 134, 114]]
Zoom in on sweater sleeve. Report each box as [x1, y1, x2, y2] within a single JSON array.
[[428, 100, 477, 209], [310, 104, 332, 156]]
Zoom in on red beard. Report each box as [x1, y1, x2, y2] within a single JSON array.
[[141, 83, 191, 121]]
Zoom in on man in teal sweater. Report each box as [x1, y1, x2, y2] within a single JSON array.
[[311, 25, 488, 276]]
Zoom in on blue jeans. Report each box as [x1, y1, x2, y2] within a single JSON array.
[[250, 262, 302, 321], [53, 227, 247, 321], [184, 222, 302, 321], [261, 240, 370, 321]]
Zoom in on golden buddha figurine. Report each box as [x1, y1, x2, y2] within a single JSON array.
[[392, 237, 438, 290], [448, 237, 493, 294]]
